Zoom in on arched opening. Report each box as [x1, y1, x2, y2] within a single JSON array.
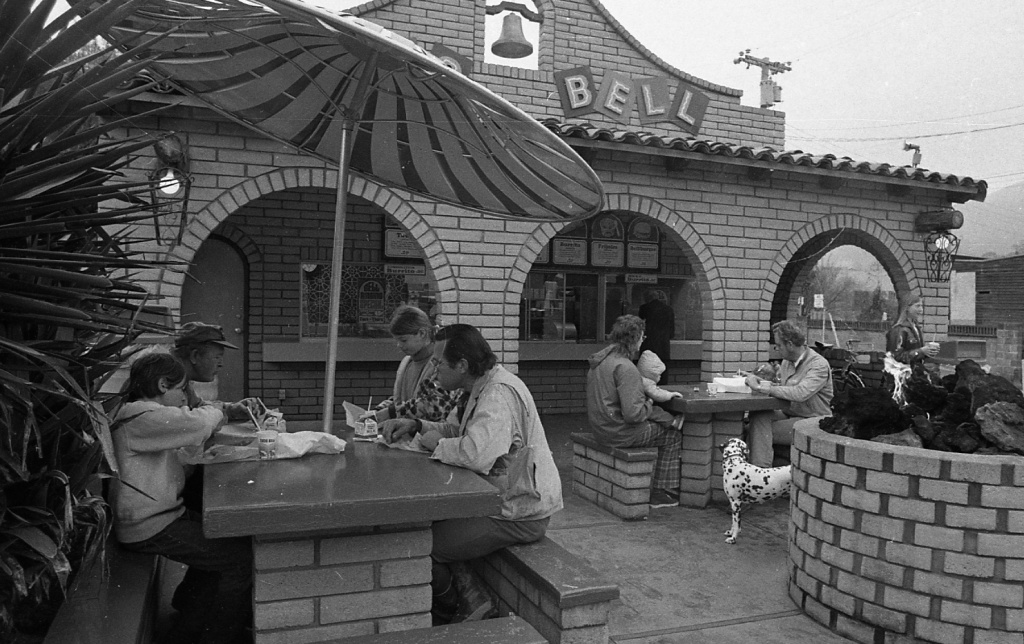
[[772, 231, 901, 353]]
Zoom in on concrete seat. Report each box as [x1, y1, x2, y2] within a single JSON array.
[[570, 431, 657, 520], [476, 536, 619, 644]]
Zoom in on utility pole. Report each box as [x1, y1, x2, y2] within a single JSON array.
[[733, 50, 792, 109]]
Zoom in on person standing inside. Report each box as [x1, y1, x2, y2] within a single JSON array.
[[638, 290, 674, 383], [744, 320, 833, 467], [886, 294, 939, 365], [384, 324, 562, 623], [586, 314, 683, 508]]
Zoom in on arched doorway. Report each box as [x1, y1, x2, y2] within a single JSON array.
[[181, 236, 248, 402]]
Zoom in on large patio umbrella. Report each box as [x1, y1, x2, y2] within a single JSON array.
[[101, 0, 604, 431]]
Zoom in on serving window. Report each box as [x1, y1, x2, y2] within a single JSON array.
[[519, 213, 702, 342]]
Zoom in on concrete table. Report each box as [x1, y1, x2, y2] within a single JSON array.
[[660, 386, 787, 507], [203, 431, 501, 643]]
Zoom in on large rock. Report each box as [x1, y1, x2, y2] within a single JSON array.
[[976, 401, 1024, 454], [872, 428, 923, 448], [955, 359, 1024, 415]]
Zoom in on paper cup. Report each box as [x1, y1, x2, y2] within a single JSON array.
[[257, 429, 278, 459]]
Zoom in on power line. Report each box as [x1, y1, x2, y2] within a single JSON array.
[[791, 102, 1024, 132], [788, 120, 1024, 143]]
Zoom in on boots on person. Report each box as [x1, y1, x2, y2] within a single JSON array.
[[449, 561, 496, 622], [431, 563, 459, 625]]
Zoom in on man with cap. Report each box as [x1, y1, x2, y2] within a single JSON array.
[[170, 323, 258, 616], [172, 322, 256, 418]]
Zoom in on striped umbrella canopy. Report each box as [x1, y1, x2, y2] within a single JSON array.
[[102, 0, 604, 430]]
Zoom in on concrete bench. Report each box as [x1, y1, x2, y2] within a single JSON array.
[[570, 432, 657, 520], [338, 615, 545, 643], [43, 541, 159, 644], [475, 536, 619, 644]]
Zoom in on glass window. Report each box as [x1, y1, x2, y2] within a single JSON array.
[[519, 213, 702, 343]]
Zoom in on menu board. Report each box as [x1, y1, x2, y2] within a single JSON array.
[[591, 241, 624, 267], [627, 242, 659, 269], [552, 238, 587, 265], [384, 229, 420, 259]]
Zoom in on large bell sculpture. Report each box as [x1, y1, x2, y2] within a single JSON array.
[[491, 13, 533, 59]]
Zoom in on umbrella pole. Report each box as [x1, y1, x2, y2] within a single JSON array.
[[322, 119, 354, 434]]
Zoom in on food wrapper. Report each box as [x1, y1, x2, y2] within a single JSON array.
[[712, 376, 751, 394], [181, 430, 345, 464]]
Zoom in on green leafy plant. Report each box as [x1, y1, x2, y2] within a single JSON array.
[[0, 0, 177, 638]]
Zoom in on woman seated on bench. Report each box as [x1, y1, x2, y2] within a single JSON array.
[[382, 323, 563, 624], [586, 314, 683, 509]]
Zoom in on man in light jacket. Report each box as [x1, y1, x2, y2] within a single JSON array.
[[744, 320, 833, 467]]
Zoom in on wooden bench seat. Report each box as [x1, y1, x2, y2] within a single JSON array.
[[570, 431, 657, 520], [476, 536, 619, 644], [43, 540, 159, 644], [337, 616, 545, 643]]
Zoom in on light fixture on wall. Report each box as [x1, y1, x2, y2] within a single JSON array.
[[916, 209, 963, 283], [149, 134, 192, 245]]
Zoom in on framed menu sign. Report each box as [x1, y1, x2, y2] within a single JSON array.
[[591, 241, 624, 267], [627, 242, 659, 269], [384, 229, 420, 259], [552, 238, 587, 265]]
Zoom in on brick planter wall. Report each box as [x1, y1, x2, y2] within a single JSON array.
[[789, 423, 1024, 644]]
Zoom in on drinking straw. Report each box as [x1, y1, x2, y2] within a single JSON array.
[[245, 405, 261, 430], [367, 396, 373, 414]]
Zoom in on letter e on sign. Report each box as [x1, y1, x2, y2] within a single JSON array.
[[595, 71, 635, 125], [554, 67, 597, 118]]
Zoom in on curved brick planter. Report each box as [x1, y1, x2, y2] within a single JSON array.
[[789, 422, 1024, 644]]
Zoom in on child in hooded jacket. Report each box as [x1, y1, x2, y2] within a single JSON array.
[[110, 353, 252, 644], [636, 350, 685, 429]]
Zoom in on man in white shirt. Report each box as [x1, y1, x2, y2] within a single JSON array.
[[744, 320, 833, 467]]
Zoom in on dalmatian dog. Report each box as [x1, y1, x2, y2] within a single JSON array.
[[720, 438, 791, 544]]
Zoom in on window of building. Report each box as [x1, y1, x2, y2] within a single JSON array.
[[300, 207, 438, 338], [520, 213, 702, 342]]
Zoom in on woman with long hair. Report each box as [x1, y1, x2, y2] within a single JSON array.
[[886, 294, 938, 364]]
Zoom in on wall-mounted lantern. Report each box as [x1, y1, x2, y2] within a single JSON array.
[[916, 209, 963, 283], [149, 134, 192, 245]]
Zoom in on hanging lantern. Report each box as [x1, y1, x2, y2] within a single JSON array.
[[924, 229, 960, 282], [148, 134, 193, 245]]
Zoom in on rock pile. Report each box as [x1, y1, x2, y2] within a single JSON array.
[[819, 359, 1024, 455]]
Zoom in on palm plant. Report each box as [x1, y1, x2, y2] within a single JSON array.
[[0, 0, 177, 638]]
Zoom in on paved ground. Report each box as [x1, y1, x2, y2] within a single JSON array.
[[156, 413, 854, 643], [541, 413, 853, 644]]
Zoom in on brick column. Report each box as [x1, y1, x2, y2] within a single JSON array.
[[253, 525, 432, 643]]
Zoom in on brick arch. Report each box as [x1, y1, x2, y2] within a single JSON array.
[[158, 168, 456, 317], [509, 192, 727, 375], [764, 213, 919, 341]]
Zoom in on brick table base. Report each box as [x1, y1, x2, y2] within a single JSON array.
[[253, 525, 432, 643]]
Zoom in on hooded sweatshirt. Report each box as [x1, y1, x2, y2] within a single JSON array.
[[586, 345, 674, 447], [109, 400, 224, 543]]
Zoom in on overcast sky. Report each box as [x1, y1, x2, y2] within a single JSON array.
[[329, 0, 1024, 194]]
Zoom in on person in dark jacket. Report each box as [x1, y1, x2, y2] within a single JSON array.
[[886, 294, 939, 364], [638, 290, 674, 382], [586, 315, 682, 508]]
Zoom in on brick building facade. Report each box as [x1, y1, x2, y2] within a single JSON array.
[[118, 0, 986, 420]]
